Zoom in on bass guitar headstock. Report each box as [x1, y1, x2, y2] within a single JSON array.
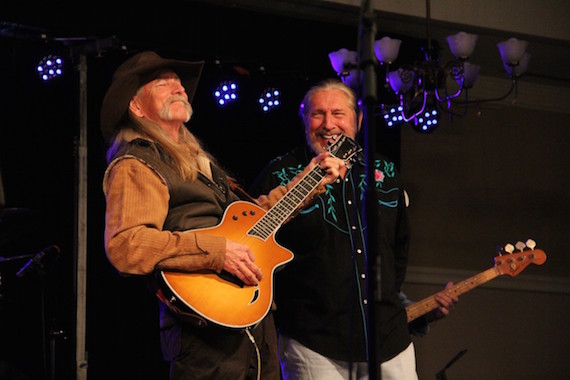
[[494, 239, 547, 277]]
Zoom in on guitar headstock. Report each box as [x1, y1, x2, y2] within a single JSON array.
[[326, 135, 362, 168], [494, 239, 547, 277]]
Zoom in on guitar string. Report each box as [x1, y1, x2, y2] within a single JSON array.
[[249, 166, 324, 240]]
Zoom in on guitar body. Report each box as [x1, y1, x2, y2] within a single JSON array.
[[159, 201, 294, 329], [155, 135, 361, 329]]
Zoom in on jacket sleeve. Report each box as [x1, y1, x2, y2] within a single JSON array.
[[103, 158, 226, 276], [399, 291, 430, 336]]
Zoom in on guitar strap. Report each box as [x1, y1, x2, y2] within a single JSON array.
[[227, 178, 261, 206]]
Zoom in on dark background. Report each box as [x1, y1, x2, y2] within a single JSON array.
[[1, 1, 568, 380]]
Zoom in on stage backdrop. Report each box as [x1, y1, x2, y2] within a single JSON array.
[[400, 103, 570, 380]]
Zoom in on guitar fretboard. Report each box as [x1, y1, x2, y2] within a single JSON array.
[[406, 267, 499, 322], [249, 165, 325, 240]]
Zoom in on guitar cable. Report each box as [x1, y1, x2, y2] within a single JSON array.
[[245, 328, 262, 380]]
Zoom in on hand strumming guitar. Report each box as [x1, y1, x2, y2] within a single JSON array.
[[223, 239, 263, 286]]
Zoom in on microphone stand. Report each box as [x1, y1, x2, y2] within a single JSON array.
[[359, 1, 380, 379], [435, 349, 468, 380]]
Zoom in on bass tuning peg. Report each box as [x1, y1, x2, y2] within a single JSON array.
[[525, 239, 536, 250], [515, 241, 526, 252]]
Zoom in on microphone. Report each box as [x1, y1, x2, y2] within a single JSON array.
[[16, 245, 61, 278]]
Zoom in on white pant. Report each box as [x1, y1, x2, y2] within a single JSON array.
[[278, 334, 419, 380]]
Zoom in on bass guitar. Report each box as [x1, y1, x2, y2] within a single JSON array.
[[155, 135, 361, 329], [406, 240, 547, 322]]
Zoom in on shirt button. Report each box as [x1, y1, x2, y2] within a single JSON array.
[[351, 226, 357, 230], [363, 299, 368, 305], [361, 273, 366, 279], [347, 200, 352, 205], [356, 249, 362, 254]]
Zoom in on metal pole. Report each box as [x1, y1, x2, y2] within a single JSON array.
[[359, 1, 381, 379], [75, 53, 89, 380]]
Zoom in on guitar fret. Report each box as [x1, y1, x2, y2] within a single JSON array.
[[259, 217, 278, 232], [292, 184, 311, 198], [289, 189, 305, 203], [270, 203, 291, 221], [296, 182, 313, 194], [267, 216, 280, 230], [271, 209, 289, 223], [280, 196, 299, 211], [255, 166, 325, 238], [249, 225, 264, 238]]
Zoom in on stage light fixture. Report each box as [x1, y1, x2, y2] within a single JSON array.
[[413, 107, 440, 133], [258, 87, 281, 112], [382, 104, 405, 128], [36, 55, 64, 81], [213, 80, 238, 106]]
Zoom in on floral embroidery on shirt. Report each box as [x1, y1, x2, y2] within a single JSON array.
[[273, 165, 303, 186], [357, 159, 397, 204], [374, 169, 384, 183], [324, 184, 338, 222], [381, 160, 395, 179]]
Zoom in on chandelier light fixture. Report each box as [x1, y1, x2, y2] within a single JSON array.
[[328, 0, 531, 133]]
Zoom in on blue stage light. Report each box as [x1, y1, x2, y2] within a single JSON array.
[[36, 55, 64, 81], [214, 81, 238, 106], [258, 87, 281, 112], [414, 107, 440, 133], [382, 104, 405, 128]]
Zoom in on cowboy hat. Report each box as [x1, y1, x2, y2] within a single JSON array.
[[100, 51, 204, 141]]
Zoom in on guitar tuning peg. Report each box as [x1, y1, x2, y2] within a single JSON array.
[[525, 239, 536, 250], [515, 241, 526, 252], [504, 243, 515, 254]]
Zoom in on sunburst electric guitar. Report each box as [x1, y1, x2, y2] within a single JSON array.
[[155, 135, 362, 329], [405, 240, 547, 323]]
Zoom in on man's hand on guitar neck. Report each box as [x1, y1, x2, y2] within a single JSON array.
[[223, 239, 263, 286], [426, 281, 459, 323], [312, 152, 348, 185]]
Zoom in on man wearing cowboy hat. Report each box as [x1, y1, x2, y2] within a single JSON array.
[[101, 51, 347, 379]]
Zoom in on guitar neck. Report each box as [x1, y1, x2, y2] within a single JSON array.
[[406, 267, 500, 323], [249, 165, 325, 239]]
